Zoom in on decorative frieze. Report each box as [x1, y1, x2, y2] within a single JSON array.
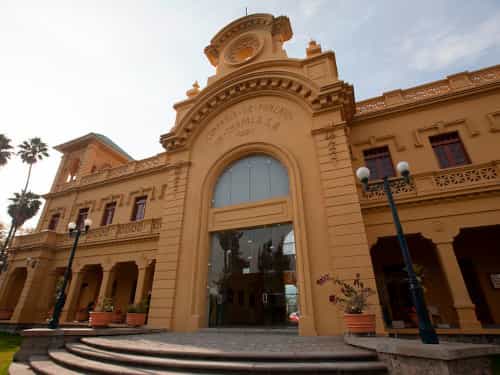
[[356, 65, 500, 115]]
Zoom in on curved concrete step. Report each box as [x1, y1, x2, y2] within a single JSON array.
[[81, 337, 378, 361], [29, 355, 83, 375], [8, 362, 35, 375], [65, 343, 387, 373]]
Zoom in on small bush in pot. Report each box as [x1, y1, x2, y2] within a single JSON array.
[[317, 273, 376, 334], [126, 299, 148, 327], [89, 298, 114, 328]]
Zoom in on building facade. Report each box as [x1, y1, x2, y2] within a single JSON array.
[[1, 14, 499, 336]]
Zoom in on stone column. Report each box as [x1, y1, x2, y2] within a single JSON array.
[[434, 241, 481, 330], [60, 268, 84, 323], [134, 265, 148, 305], [96, 265, 114, 305]]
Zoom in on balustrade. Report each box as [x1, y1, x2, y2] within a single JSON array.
[[12, 218, 162, 250], [360, 161, 500, 204]]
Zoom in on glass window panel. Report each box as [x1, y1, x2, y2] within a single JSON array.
[[212, 155, 289, 208], [269, 158, 289, 197], [229, 160, 251, 205], [433, 146, 449, 168], [213, 172, 232, 208], [249, 156, 271, 202], [449, 143, 469, 166]]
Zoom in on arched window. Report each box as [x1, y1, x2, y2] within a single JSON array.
[[212, 154, 289, 208]]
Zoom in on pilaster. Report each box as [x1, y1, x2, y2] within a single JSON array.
[[313, 121, 384, 334], [148, 163, 189, 329]]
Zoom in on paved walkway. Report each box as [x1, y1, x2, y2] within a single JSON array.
[[87, 330, 367, 354]]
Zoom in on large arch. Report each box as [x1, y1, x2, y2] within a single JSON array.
[[188, 141, 317, 334], [0, 267, 27, 320]]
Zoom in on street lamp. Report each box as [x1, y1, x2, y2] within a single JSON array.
[[356, 162, 439, 344], [48, 218, 92, 329]]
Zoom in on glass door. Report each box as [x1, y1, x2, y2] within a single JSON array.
[[207, 223, 298, 327]]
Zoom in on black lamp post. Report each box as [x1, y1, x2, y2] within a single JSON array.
[[48, 218, 92, 329], [356, 162, 439, 344]]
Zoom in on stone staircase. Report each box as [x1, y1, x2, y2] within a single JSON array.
[[12, 332, 388, 374]]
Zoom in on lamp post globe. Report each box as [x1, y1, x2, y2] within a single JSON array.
[[84, 218, 93, 231], [396, 161, 410, 176], [67, 222, 77, 232], [356, 166, 370, 184]]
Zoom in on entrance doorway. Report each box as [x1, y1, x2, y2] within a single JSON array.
[[207, 223, 298, 327]]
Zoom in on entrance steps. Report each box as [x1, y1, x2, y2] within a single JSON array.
[[14, 332, 388, 374]]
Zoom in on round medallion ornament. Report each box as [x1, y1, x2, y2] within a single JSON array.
[[224, 33, 263, 66]]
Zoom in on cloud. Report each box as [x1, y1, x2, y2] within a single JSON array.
[[403, 11, 500, 71]]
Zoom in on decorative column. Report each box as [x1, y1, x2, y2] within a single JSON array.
[[134, 262, 148, 305], [60, 268, 84, 323], [96, 265, 114, 305], [434, 240, 481, 330]]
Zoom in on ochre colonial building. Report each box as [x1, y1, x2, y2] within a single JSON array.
[[1, 14, 499, 337]]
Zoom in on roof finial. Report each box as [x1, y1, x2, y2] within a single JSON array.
[[306, 39, 322, 57], [186, 81, 200, 98]]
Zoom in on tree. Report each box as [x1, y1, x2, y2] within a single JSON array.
[[17, 137, 49, 193], [0, 192, 42, 264], [0, 134, 13, 167]]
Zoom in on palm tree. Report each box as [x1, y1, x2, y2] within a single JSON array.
[[0, 134, 13, 167], [0, 192, 42, 264], [17, 137, 49, 193]]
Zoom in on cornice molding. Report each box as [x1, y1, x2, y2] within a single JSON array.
[[161, 70, 354, 151], [353, 65, 500, 121]]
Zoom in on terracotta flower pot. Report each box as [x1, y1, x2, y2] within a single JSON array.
[[89, 311, 112, 328], [126, 313, 146, 327], [112, 311, 124, 324], [0, 309, 13, 320], [344, 313, 376, 334]]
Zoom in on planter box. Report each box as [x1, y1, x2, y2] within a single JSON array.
[[126, 313, 146, 327], [0, 309, 13, 320], [344, 313, 376, 334], [112, 312, 124, 324], [89, 311, 112, 328]]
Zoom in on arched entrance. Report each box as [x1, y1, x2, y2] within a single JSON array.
[[206, 154, 299, 328], [0, 267, 27, 320]]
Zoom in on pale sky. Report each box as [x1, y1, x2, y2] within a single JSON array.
[[1, 0, 500, 227]]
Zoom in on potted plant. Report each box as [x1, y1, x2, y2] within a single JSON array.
[[317, 273, 376, 334], [89, 298, 113, 328], [126, 299, 148, 327]]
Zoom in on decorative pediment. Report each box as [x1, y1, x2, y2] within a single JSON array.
[[160, 72, 354, 152]]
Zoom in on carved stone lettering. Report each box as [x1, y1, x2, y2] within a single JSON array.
[[207, 103, 293, 143]]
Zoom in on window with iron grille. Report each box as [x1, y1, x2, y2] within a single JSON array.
[[430, 132, 470, 169], [48, 213, 60, 231], [131, 196, 147, 221], [363, 146, 395, 180], [101, 202, 116, 226]]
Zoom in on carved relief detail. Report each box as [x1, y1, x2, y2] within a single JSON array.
[[356, 65, 500, 115], [413, 118, 479, 147], [161, 75, 355, 151], [70, 200, 96, 218], [351, 134, 406, 160], [487, 110, 500, 133], [98, 194, 124, 210], [363, 178, 416, 200], [127, 187, 155, 205], [433, 166, 498, 188]]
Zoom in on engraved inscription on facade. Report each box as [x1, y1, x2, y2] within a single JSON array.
[[207, 103, 293, 143]]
